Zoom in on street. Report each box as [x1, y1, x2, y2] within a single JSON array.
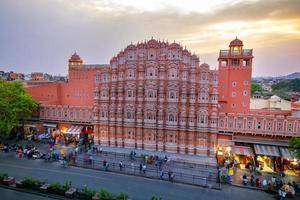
[[0, 187, 55, 200], [0, 152, 276, 200]]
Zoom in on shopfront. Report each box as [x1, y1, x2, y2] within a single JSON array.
[[279, 147, 300, 176], [217, 135, 234, 166], [254, 144, 281, 173], [233, 146, 255, 170], [43, 123, 57, 135], [64, 125, 83, 146]]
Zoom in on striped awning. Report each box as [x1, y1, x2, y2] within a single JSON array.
[[254, 144, 280, 157], [279, 147, 295, 160], [233, 146, 254, 157], [65, 126, 83, 135]]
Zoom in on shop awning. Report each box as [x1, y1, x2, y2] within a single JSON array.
[[43, 123, 57, 128], [233, 146, 254, 157], [279, 147, 295, 160], [254, 144, 280, 157], [65, 126, 83, 135], [17, 124, 36, 127]]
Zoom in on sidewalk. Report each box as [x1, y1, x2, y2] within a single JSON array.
[[94, 145, 217, 166]]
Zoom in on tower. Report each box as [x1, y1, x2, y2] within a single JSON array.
[[218, 38, 253, 113], [68, 52, 83, 68]]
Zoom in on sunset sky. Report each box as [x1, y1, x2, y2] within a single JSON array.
[[0, 0, 299, 77]]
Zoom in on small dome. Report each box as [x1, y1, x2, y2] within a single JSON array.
[[169, 42, 181, 49], [270, 95, 281, 102], [126, 43, 136, 50], [69, 52, 82, 62], [147, 38, 159, 48], [200, 63, 209, 68], [229, 37, 243, 46]]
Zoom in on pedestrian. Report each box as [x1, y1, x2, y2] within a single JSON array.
[[168, 170, 172, 181], [242, 174, 248, 185], [262, 179, 267, 188], [139, 163, 143, 174], [281, 187, 287, 200], [278, 188, 283, 200], [250, 175, 255, 186], [170, 173, 175, 183], [119, 161, 123, 171], [160, 170, 164, 179], [271, 176, 276, 186], [255, 177, 260, 187], [142, 164, 146, 174], [105, 162, 109, 171]]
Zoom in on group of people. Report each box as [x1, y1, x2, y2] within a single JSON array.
[[242, 174, 297, 198], [159, 169, 175, 182]]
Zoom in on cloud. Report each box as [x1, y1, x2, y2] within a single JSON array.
[[0, 0, 299, 76]]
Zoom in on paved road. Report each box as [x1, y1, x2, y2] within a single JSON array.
[[0, 187, 54, 200], [0, 153, 275, 200]]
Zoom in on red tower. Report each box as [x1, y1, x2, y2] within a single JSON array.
[[218, 38, 253, 113]]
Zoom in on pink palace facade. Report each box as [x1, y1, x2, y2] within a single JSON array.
[[26, 38, 300, 158]]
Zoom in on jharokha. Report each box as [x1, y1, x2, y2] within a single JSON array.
[[26, 38, 300, 157]]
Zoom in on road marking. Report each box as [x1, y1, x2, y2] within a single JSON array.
[[0, 162, 108, 181]]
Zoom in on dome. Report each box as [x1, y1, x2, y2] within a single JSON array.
[[169, 42, 181, 49], [69, 52, 82, 63], [147, 38, 159, 48], [200, 63, 210, 70], [200, 63, 209, 68], [125, 43, 136, 51], [229, 37, 243, 47], [270, 95, 281, 102]]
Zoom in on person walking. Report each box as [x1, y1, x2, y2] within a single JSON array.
[[168, 170, 172, 181], [170, 172, 175, 183], [160, 170, 164, 179], [139, 163, 143, 174], [142, 164, 147, 174], [119, 161, 123, 171]]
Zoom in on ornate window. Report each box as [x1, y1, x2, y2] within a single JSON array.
[[169, 91, 175, 99], [127, 90, 133, 98], [169, 114, 175, 122], [168, 68, 178, 78]]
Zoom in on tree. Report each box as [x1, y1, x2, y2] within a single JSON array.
[[0, 80, 38, 139], [289, 138, 300, 159], [251, 82, 263, 96]]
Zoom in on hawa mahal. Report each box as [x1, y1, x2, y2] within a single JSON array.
[[26, 38, 300, 158]]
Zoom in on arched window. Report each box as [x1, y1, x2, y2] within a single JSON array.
[[169, 68, 178, 78], [169, 114, 174, 122], [127, 112, 132, 119], [147, 68, 155, 77], [127, 90, 132, 98], [148, 91, 153, 98], [169, 92, 175, 99]]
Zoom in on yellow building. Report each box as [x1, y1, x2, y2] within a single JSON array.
[[250, 95, 291, 111]]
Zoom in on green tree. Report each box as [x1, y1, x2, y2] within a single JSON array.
[[251, 82, 263, 96], [289, 138, 300, 159], [0, 80, 38, 139]]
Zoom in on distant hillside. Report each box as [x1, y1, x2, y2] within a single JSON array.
[[279, 72, 300, 80], [271, 78, 300, 100], [253, 72, 300, 80]]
